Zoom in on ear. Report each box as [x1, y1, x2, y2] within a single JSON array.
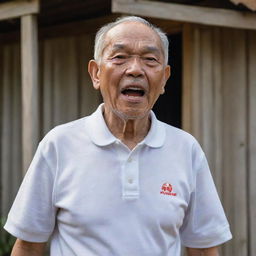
[[161, 65, 171, 95], [88, 60, 100, 90]]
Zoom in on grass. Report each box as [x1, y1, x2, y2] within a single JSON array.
[[0, 218, 15, 256]]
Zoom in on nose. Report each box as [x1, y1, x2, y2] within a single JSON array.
[[125, 56, 144, 78]]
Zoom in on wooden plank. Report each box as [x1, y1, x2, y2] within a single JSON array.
[[11, 43, 22, 205], [1, 45, 13, 216], [182, 24, 193, 133], [78, 34, 101, 117], [52, 37, 79, 126], [221, 28, 247, 256], [0, 0, 39, 21], [248, 30, 256, 256], [191, 26, 202, 143], [112, 0, 256, 30], [41, 39, 54, 136], [21, 14, 39, 175], [0, 43, 22, 215], [200, 27, 214, 168], [212, 27, 223, 196]]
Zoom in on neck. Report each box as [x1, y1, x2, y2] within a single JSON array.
[[103, 107, 151, 150]]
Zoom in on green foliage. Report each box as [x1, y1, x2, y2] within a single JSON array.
[[0, 218, 15, 256]]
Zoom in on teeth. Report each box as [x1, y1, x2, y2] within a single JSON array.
[[121, 87, 145, 97], [122, 87, 144, 91], [127, 87, 142, 90]]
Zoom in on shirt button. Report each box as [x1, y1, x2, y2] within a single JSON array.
[[127, 178, 133, 184], [128, 157, 133, 163]]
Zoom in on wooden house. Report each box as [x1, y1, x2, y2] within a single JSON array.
[[0, 0, 256, 255]]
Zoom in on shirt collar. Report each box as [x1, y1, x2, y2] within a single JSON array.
[[85, 104, 166, 148], [144, 111, 166, 148]]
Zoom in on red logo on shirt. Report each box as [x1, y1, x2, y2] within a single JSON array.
[[160, 183, 177, 196]]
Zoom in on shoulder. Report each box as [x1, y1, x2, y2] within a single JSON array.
[[38, 116, 90, 152], [159, 121, 205, 162], [47, 117, 87, 137], [160, 121, 199, 147]]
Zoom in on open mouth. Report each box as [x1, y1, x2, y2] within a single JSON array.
[[121, 87, 145, 97]]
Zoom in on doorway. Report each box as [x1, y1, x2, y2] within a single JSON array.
[[153, 33, 182, 128]]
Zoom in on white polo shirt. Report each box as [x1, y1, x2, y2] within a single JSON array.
[[5, 104, 232, 256]]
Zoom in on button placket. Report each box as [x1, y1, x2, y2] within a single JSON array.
[[127, 157, 133, 163], [122, 151, 140, 199], [114, 141, 142, 200]]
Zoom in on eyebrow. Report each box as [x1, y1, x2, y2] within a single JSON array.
[[112, 44, 161, 55], [112, 44, 125, 50]]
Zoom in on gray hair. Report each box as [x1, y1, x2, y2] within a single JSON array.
[[94, 16, 169, 65]]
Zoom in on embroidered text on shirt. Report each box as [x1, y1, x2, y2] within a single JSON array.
[[160, 183, 177, 196]]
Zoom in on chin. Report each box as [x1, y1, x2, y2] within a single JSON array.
[[114, 108, 150, 121]]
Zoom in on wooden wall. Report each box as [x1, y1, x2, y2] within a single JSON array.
[[1, 21, 256, 256], [40, 35, 100, 137], [0, 43, 22, 217], [0, 34, 101, 216], [183, 24, 256, 256]]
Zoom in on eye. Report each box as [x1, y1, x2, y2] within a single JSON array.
[[143, 56, 159, 66], [145, 57, 157, 61], [111, 55, 128, 64], [113, 55, 127, 59]]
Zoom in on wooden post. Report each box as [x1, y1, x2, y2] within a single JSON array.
[[248, 30, 256, 256], [21, 14, 39, 175]]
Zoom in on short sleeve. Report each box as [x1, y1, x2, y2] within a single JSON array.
[[180, 151, 232, 248], [4, 140, 57, 242]]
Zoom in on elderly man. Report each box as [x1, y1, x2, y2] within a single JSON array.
[[5, 16, 231, 256]]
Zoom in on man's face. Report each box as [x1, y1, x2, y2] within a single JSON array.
[[89, 22, 170, 120]]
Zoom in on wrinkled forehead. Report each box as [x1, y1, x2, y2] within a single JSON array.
[[103, 22, 163, 54]]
